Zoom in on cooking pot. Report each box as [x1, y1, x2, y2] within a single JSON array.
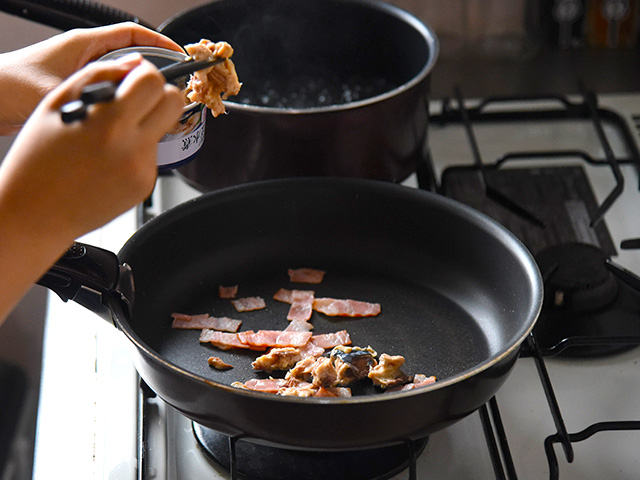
[[1, 0, 439, 191], [37, 178, 542, 450]]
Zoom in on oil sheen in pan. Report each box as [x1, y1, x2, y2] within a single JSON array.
[[147, 267, 491, 394]]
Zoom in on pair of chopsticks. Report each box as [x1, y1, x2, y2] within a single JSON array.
[[60, 56, 225, 124]]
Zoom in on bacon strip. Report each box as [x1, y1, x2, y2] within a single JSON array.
[[288, 268, 326, 284], [274, 288, 316, 322], [199, 329, 250, 350], [387, 374, 437, 392], [273, 288, 293, 303], [298, 340, 326, 358], [284, 319, 314, 332], [311, 330, 352, 349], [231, 296, 266, 312], [232, 378, 285, 393], [313, 298, 381, 317], [287, 290, 315, 321], [237, 330, 312, 349], [218, 285, 238, 299], [171, 313, 242, 332]]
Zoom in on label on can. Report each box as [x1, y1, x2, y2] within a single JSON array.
[[158, 106, 207, 168]]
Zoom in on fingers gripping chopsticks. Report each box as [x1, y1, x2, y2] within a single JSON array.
[[60, 57, 225, 124]]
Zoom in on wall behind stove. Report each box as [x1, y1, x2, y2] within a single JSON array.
[[388, 0, 640, 97]]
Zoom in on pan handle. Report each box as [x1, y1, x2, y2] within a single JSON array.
[[0, 0, 153, 31], [37, 242, 134, 324]]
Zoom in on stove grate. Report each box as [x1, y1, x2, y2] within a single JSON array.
[[434, 86, 640, 256], [431, 88, 640, 479]]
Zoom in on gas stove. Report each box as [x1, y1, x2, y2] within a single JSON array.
[[34, 90, 640, 480]]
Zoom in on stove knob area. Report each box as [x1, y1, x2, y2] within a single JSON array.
[[530, 242, 640, 357], [535, 242, 618, 312]]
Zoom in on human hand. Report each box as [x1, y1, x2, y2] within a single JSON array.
[[0, 52, 184, 242], [0, 22, 183, 133], [0, 52, 183, 322]]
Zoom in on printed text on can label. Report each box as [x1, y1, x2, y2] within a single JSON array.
[[157, 109, 207, 167]]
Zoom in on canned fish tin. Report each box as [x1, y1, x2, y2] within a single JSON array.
[[99, 47, 206, 170]]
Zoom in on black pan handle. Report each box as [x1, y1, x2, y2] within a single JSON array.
[[0, 0, 153, 31], [37, 242, 134, 323]]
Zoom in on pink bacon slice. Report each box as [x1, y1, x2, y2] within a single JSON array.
[[273, 288, 293, 303], [298, 340, 326, 358], [237, 330, 313, 349], [288, 268, 326, 284], [386, 374, 437, 392], [199, 329, 251, 350], [288, 290, 315, 321], [273, 289, 316, 322], [232, 378, 285, 393], [311, 330, 352, 349], [313, 298, 381, 317], [231, 296, 266, 312], [284, 319, 314, 332], [171, 313, 242, 332], [218, 285, 238, 299]]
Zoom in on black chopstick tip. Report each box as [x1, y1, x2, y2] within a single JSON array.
[[60, 100, 87, 124]]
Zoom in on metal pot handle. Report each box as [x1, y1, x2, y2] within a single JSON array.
[[0, 0, 152, 31], [37, 242, 134, 324]]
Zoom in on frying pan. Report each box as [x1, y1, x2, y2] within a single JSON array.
[[39, 178, 542, 450]]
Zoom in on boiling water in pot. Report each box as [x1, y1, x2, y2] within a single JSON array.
[[235, 73, 398, 108]]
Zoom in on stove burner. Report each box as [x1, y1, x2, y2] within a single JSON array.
[[536, 243, 618, 312], [193, 423, 428, 480], [533, 242, 640, 356]]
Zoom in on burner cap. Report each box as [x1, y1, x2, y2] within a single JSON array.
[[535, 242, 618, 312]]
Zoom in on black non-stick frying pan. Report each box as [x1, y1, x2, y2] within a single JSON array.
[[39, 178, 542, 450]]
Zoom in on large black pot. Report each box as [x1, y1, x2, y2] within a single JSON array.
[[162, 0, 438, 191], [38, 178, 542, 450], [0, 0, 439, 191]]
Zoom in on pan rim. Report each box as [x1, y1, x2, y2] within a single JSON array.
[[117, 177, 543, 404]]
